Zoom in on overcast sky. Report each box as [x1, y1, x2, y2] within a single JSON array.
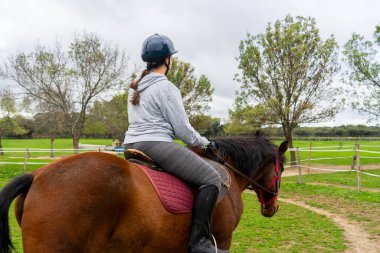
[[0, 0, 379, 126]]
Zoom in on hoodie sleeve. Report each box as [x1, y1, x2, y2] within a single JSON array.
[[160, 82, 209, 147]]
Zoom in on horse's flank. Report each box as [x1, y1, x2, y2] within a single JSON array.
[[9, 152, 224, 252]]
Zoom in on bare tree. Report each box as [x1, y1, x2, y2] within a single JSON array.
[[1, 32, 128, 149]]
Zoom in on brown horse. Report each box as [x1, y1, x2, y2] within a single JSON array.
[[0, 134, 288, 253]]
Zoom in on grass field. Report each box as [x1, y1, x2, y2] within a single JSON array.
[[1, 138, 379, 252], [281, 171, 380, 238], [285, 140, 380, 166]]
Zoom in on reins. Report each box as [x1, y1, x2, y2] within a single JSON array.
[[212, 151, 279, 196]]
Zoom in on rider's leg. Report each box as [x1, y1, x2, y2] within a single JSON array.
[[125, 141, 229, 253]]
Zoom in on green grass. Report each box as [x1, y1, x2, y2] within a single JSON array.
[[231, 193, 346, 253], [284, 169, 380, 189], [282, 140, 380, 166], [281, 182, 380, 204], [1, 138, 112, 148], [281, 174, 380, 237], [0, 138, 113, 158]]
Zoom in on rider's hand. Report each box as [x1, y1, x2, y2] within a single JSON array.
[[202, 140, 219, 152]]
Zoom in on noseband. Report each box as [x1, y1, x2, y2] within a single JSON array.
[[213, 150, 281, 209], [257, 153, 280, 208]]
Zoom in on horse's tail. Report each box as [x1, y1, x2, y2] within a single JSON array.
[[0, 174, 34, 253]]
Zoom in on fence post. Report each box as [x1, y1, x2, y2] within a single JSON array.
[[308, 142, 312, 174], [297, 147, 302, 184], [24, 148, 28, 173], [27, 146, 31, 158], [355, 144, 361, 191], [351, 155, 357, 170]]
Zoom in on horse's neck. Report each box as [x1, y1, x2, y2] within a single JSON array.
[[230, 170, 250, 193]]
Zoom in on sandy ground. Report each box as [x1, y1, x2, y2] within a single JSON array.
[[279, 198, 380, 253]]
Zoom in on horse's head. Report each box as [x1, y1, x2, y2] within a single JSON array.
[[250, 140, 288, 217], [212, 134, 288, 218]]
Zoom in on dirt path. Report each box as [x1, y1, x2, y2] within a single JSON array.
[[279, 198, 380, 253]]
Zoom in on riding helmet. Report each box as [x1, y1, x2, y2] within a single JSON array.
[[141, 34, 178, 62]]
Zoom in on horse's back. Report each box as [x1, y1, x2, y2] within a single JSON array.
[[19, 152, 191, 253]]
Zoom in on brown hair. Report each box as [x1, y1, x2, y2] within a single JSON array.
[[130, 69, 150, 105], [130, 58, 167, 105]]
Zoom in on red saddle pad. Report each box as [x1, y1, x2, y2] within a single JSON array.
[[135, 164, 194, 214]]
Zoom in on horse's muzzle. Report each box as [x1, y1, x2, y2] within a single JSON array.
[[261, 204, 279, 217]]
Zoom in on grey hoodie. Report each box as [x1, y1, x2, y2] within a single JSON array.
[[124, 73, 208, 147]]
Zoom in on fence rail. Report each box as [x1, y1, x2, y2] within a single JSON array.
[[286, 143, 380, 190], [1, 145, 379, 190]]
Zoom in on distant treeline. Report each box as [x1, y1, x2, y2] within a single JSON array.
[[3, 116, 379, 139], [261, 125, 380, 139]]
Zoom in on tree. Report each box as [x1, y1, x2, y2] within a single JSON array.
[[342, 24, 380, 120], [32, 108, 66, 157], [83, 91, 129, 142], [0, 90, 27, 154], [233, 15, 341, 164], [167, 57, 214, 117], [190, 114, 224, 137], [375, 24, 380, 46], [1, 32, 127, 150], [224, 104, 270, 135]]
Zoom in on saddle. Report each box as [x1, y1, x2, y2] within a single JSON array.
[[124, 149, 231, 214]]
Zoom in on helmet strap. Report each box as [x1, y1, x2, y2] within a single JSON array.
[[164, 57, 171, 75]]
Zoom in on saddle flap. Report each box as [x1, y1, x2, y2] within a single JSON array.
[[124, 149, 161, 169]]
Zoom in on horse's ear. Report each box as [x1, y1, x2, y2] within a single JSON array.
[[278, 141, 288, 154]]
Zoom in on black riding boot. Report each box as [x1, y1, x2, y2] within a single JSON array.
[[189, 185, 230, 253]]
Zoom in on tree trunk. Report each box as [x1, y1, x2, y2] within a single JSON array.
[[0, 137, 3, 155], [50, 136, 55, 158], [72, 133, 80, 154], [283, 125, 296, 166]]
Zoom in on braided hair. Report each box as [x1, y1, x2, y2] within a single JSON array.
[[129, 58, 167, 105]]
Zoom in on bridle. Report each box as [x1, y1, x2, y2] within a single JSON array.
[[213, 150, 281, 209], [257, 152, 280, 208]]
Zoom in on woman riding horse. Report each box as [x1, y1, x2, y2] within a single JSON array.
[[124, 33, 227, 253], [0, 34, 288, 253]]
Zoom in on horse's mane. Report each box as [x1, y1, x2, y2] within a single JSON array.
[[213, 131, 277, 177]]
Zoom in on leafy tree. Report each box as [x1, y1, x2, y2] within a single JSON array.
[[375, 24, 380, 46], [0, 90, 27, 154], [13, 115, 34, 138], [190, 114, 224, 137], [84, 91, 129, 142], [167, 57, 214, 117], [32, 108, 66, 157], [0, 32, 127, 150], [233, 15, 341, 164], [343, 24, 380, 120], [224, 106, 263, 135]]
